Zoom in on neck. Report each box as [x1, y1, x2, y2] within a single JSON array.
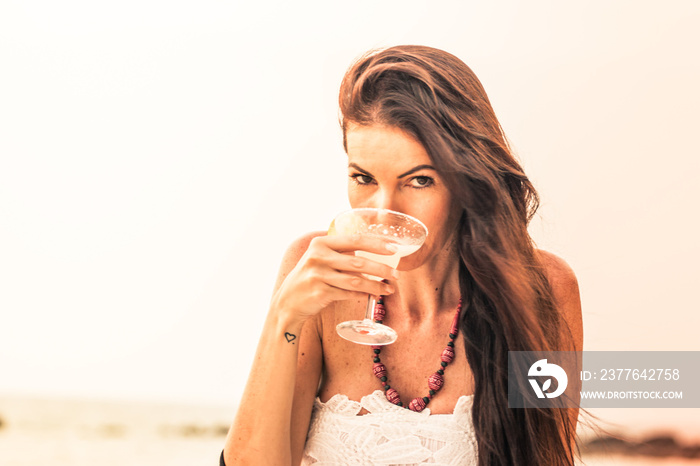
[[385, 243, 462, 323]]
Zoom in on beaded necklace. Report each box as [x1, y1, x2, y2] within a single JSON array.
[[371, 296, 463, 412]]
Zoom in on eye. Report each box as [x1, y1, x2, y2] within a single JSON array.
[[350, 173, 374, 185], [409, 176, 434, 189]]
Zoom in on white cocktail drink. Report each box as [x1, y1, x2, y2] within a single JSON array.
[[330, 208, 428, 345]]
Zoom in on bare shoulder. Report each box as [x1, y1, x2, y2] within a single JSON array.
[[535, 249, 583, 350], [535, 249, 578, 292]]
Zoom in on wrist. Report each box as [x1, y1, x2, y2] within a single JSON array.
[[267, 298, 307, 337]]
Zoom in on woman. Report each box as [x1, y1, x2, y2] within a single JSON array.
[[222, 45, 583, 465]]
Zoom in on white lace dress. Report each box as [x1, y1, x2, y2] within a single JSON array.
[[301, 390, 478, 465]]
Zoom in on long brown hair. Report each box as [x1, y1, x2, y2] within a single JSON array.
[[339, 45, 578, 465]]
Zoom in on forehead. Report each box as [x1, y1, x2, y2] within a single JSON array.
[[345, 124, 432, 168]]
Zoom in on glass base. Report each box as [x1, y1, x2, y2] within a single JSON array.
[[336, 319, 398, 345]]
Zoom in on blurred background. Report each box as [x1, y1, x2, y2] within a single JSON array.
[[1, 0, 698, 464]]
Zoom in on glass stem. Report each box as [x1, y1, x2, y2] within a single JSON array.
[[364, 294, 377, 322]]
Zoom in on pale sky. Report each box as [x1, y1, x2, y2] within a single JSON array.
[[1, 0, 699, 432]]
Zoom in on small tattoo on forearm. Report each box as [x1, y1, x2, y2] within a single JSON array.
[[284, 332, 297, 344]]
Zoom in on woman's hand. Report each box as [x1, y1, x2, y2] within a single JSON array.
[[270, 234, 399, 325]]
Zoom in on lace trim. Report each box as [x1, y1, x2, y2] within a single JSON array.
[[319, 390, 473, 415], [302, 390, 478, 465]]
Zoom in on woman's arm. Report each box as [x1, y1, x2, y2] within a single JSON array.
[[223, 232, 399, 465], [537, 249, 584, 453], [290, 311, 323, 465], [271, 233, 325, 464]]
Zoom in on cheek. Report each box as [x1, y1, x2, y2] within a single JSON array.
[[347, 185, 366, 207], [424, 213, 448, 240], [418, 199, 458, 243]]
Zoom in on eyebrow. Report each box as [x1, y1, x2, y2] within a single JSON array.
[[348, 163, 436, 179]]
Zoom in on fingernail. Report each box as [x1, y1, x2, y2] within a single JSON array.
[[385, 284, 395, 294], [392, 269, 400, 279], [385, 242, 398, 253]]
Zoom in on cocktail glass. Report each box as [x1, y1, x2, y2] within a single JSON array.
[[329, 208, 428, 345]]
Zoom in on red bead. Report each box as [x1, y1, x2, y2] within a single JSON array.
[[408, 397, 427, 412], [428, 372, 444, 391], [373, 363, 387, 379], [373, 303, 386, 321], [441, 346, 455, 363], [385, 388, 401, 405], [451, 307, 461, 336]]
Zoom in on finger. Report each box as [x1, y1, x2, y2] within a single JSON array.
[[322, 269, 395, 297], [327, 254, 399, 282], [322, 234, 399, 256], [323, 285, 371, 304]]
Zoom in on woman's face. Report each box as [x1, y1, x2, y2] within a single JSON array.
[[345, 124, 461, 270]]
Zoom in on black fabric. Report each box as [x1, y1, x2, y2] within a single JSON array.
[[220, 450, 226, 466]]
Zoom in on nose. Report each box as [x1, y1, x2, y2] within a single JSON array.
[[373, 189, 400, 213]]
